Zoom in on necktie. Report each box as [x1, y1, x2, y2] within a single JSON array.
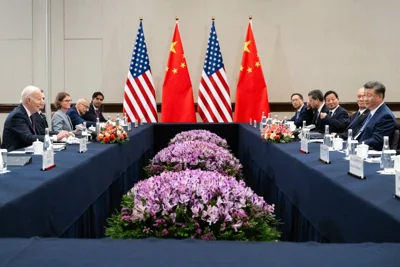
[[329, 111, 333, 117], [30, 115, 37, 134], [348, 111, 360, 128], [296, 111, 300, 120], [315, 111, 320, 124], [355, 113, 372, 139]]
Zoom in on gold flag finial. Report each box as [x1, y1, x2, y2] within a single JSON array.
[[139, 17, 143, 21], [249, 15, 253, 20], [212, 16, 215, 21], [175, 16, 179, 21]]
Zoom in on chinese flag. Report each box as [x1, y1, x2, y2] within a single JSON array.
[[234, 21, 270, 122], [161, 22, 196, 122]]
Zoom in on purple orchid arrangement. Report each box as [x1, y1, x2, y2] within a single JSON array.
[[145, 141, 243, 179], [169, 130, 229, 149], [106, 169, 280, 241]]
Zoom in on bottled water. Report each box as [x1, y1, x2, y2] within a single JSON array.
[[116, 114, 121, 126], [323, 125, 333, 148], [345, 129, 353, 156], [266, 113, 272, 125], [43, 128, 52, 151], [380, 136, 392, 171], [300, 120, 307, 139], [124, 113, 128, 126], [96, 117, 100, 134], [261, 112, 267, 128]]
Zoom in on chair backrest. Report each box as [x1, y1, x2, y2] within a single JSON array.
[[390, 129, 400, 150]]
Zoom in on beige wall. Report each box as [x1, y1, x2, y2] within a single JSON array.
[[1, 0, 400, 135]]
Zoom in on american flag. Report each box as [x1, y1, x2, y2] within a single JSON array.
[[198, 21, 232, 123], [123, 21, 157, 123]]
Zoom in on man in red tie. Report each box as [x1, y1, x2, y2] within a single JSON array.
[[1, 86, 69, 151]]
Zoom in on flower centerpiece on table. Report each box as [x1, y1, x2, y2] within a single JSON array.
[[261, 124, 294, 144], [145, 141, 242, 179], [106, 169, 280, 241], [169, 129, 229, 149], [97, 122, 129, 144]]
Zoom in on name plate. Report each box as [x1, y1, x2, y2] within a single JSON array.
[[127, 121, 132, 131], [319, 144, 330, 163], [348, 155, 365, 179], [300, 138, 309, 154], [42, 149, 55, 171], [395, 170, 400, 200], [79, 137, 87, 153]]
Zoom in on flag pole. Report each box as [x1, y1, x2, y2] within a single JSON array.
[[45, 0, 52, 129]]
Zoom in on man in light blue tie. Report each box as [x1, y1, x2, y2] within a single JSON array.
[[356, 81, 396, 150]]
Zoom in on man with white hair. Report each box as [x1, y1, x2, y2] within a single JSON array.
[[66, 98, 96, 128], [1, 86, 70, 151]]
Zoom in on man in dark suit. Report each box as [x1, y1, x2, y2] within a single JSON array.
[[308, 89, 329, 133], [319, 90, 349, 133], [67, 99, 96, 128], [82, 92, 106, 122], [289, 93, 313, 128], [33, 90, 58, 135], [338, 87, 370, 139], [355, 81, 396, 150], [1, 86, 69, 151]]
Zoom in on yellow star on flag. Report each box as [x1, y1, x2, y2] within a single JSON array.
[[172, 68, 178, 74], [170, 41, 177, 53], [180, 63, 186, 68], [166, 66, 169, 72], [255, 62, 260, 67], [240, 66, 244, 71], [244, 41, 251, 53], [247, 67, 252, 73]]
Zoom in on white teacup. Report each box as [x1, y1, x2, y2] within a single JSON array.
[[333, 138, 343, 151], [33, 139, 43, 155]]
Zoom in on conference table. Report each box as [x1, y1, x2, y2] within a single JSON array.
[[0, 238, 398, 267], [1, 123, 400, 244]]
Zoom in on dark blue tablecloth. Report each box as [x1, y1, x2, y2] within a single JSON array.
[[238, 125, 400, 242], [0, 125, 153, 238], [0, 238, 398, 267], [1, 123, 400, 243]]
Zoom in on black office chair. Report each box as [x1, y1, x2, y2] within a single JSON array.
[[391, 129, 399, 150], [396, 121, 400, 154]]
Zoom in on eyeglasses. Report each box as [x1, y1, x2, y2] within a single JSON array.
[[82, 104, 89, 110], [63, 99, 72, 103]]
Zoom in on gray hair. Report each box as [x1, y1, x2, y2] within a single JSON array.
[[76, 98, 89, 105], [20, 85, 41, 103]]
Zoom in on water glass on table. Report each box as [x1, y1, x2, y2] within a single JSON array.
[[0, 149, 8, 173]]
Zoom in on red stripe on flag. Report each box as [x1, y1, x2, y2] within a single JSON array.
[[215, 70, 233, 115], [198, 90, 218, 122], [207, 74, 230, 122], [200, 78, 227, 122]]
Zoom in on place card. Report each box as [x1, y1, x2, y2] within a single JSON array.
[[395, 170, 400, 200], [42, 149, 55, 171], [348, 155, 365, 179], [79, 137, 87, 153], [300, 138, 309, 154], [319, 144, 330, 164]]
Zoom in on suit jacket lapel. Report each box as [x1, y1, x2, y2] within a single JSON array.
[[19, 104, 36, 134]]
